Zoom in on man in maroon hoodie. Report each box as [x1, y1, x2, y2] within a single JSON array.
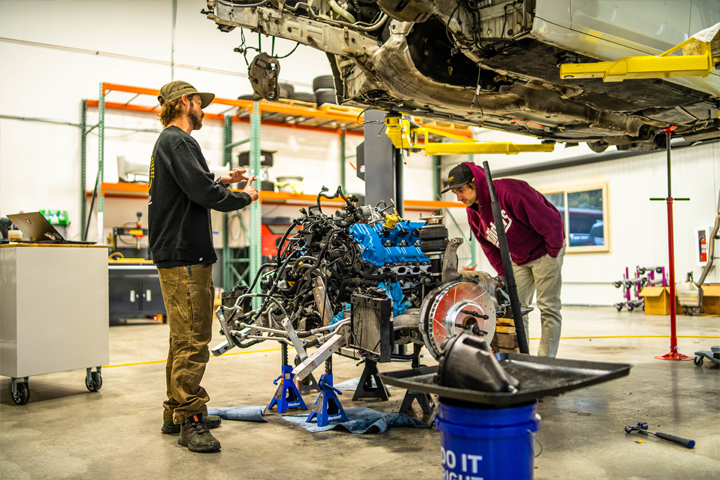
[[443, 162, 566, 357]]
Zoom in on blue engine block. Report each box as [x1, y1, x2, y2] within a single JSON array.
[[349, 221, 429, 267]]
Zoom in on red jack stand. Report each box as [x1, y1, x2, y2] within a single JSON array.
[[652, 127, 691, 361]]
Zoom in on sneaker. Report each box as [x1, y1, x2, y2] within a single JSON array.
[[161, 414, 222, 434], [178, 414, 221, 453]]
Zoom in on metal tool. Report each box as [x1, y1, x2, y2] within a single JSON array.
[[625, 422, 695, 449]]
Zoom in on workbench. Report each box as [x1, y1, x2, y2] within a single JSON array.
[[0, 243, 109, 404]]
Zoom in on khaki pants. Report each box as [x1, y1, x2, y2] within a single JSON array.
[[513, 246, 565, 358], [158, 264, 214, 425]]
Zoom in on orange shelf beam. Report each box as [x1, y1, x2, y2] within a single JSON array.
[[88, 82, 472, 139], [86, 183, 465, 210], [404, 200, 466, 209]]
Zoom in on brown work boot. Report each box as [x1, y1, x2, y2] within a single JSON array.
[[178, 414, 221, 453], [162, 414, 222, 434]]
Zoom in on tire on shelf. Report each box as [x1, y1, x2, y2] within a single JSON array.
[[238, 93, 263, 101], [279, 83, 295, 98], [290, 91, 317, 103], [312, 75, 336, 92], [315, 89, 337, 107]]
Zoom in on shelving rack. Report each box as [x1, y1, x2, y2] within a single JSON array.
[[81, 82, 472, 297]]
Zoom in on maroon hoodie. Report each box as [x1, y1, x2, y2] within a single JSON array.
[[463, 162, 565, 277]]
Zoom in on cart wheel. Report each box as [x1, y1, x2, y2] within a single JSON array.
[[86, 372, 103, 392], [627, 305, 634, 312], [694, 356, 704, 367], [12, 383, 30, 405], [616, 304, 623, 312]]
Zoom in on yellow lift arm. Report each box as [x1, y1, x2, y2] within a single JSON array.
[[385, 116, 555, 155], [559, 23, 720, 82]]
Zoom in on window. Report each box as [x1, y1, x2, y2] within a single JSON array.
[[543, 184, 609, 253]]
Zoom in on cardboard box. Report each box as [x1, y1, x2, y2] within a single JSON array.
[[701, 284, 720, 315], [639, 286, 671, 315]]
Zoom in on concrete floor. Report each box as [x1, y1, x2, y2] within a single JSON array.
[[1, 307, 719, 480]]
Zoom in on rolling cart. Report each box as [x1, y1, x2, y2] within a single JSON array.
[[1, 243, 109, 404]]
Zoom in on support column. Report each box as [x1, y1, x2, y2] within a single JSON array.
[[361, 110, 396, 208], [223, 115, 232, 290], [80, 100, 87, 239], [97, 83, 105, 243], [394, 148, 404, 217], [249, 102, 263, 310], [340, 129, 346, 192]]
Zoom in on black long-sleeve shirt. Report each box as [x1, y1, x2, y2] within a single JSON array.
[[148, 126, 251, 268]]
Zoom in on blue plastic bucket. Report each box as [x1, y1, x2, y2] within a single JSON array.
[[435, 401, 541, 480]]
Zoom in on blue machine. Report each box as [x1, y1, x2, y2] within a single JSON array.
[[349, 221, 429, 267]]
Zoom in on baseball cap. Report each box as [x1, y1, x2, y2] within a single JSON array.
[[441, 163, 474, 193], [158, 81, 215, 109]]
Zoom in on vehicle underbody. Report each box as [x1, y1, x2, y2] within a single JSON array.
[[204, 0, 720, 152]]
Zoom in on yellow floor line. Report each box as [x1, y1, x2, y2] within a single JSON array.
[[102, 347, 283, 369], [102, 335, 719, 369]]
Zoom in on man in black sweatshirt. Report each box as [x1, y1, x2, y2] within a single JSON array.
[[149, 81, 259, 453]]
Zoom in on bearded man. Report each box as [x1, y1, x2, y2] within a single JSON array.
[[149, 81, 259, 452]]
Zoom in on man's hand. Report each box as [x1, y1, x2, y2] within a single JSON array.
[[220, 168, 251, 185], [242, 176, 259, 202]]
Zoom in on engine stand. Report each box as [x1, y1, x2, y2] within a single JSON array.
[[353, 359, 390, 401], [307, 374, 348, 427], [268, 365, 307, 413], [400, 345, 434, 413], [297, 372, 320, 394], [399, 390, 435, 414]]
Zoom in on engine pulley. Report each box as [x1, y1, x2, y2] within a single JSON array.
[[419, 281, 497, 360]]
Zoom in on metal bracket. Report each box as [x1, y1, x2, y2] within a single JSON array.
[[292, 334, 344, 381], [441, 238, 463, 283], [559, 26, 720, 82], [282, 318, 308, 361], [384, 116, 555, 155]]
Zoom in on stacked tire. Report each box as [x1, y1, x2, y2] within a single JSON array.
[[313, 75, 337, 107]]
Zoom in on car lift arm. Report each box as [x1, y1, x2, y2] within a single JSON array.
[[384, 116, 555, 155], [559, 23, 720, 83]]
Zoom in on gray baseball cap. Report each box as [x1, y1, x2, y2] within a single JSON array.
[[158, 81, 215, 109]]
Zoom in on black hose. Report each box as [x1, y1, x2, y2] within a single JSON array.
[[483, 161, 529, 354], [338, 278, 377, 302], [246, 262, 277, 293], [276, 221, 300, 264]]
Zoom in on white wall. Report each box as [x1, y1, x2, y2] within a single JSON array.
[[1, 0, 718, 306], [0, 0, 424, 241]]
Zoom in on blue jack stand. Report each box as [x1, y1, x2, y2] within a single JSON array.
[[268, 365, 307, 413], [307, 374, 348, 427]]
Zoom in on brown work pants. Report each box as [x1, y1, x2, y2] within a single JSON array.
[[158, 264, 214, 425]]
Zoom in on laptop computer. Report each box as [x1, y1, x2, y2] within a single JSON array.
[[7, 212, 96, 244]]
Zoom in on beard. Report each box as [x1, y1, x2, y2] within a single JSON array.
[[188, 106, 204, 130]]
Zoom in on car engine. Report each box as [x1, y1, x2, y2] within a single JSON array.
[[213, 187, 510, 370]]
